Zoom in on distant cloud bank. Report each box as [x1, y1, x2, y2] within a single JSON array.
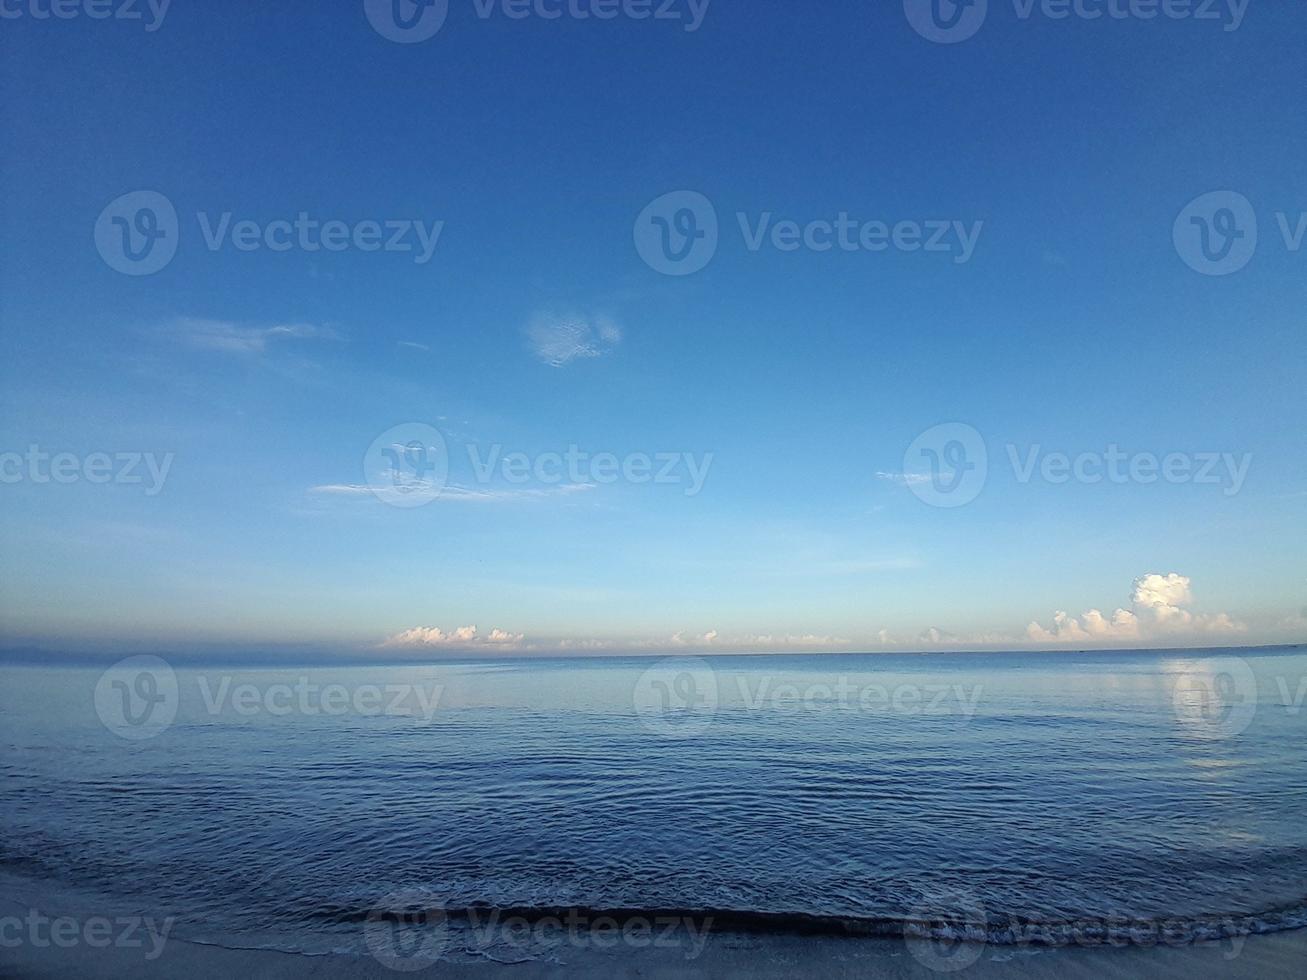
[[379, 572, 1258, 655], [381, 626, 525, 649]]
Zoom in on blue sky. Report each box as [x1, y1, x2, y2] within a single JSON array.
[[1, 0, 1304, 655]]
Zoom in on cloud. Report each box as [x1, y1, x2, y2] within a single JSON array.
[[309, 483, 595, 503], [876, 471, 932, 487], [864, 626, 1011, 648], [1132, 572, 1193, 610], [526, 312, 622, 367], [1274, 610, 1307, 636], [1026, 572, 1243, 644], [173, 318, 337, 354], [668, 630, 718, 647], [377, 573, 1256, 657], [379, 626, 845, 655], [381, 625, 525, 650], [667, 630, 845, 650]]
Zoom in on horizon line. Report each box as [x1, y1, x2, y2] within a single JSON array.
[[2, 640, 1303, 669]]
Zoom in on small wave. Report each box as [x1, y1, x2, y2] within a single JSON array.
[[311, 897, 1307, 947]]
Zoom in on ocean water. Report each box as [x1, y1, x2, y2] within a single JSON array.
[[2, 647, 1306, 962]]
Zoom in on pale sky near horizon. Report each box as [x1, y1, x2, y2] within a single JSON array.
[[1, 1, 1305, 655]]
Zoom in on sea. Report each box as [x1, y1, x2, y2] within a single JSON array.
[[2, 646, 1305, 966]]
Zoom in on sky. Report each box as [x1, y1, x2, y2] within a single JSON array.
[[1, 0, 1304, 656]]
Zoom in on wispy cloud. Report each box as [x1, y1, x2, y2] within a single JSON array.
[[526, 312, 622, 367], [875, 471, 932, 487], [172, 317, 338, 354], [309, 483, 596, 503]]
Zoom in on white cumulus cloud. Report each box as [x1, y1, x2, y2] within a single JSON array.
[[1027, 573, 1243, 644]]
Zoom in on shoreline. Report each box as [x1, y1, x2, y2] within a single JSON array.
[[3, 923, 1306, 979], [4, 879, 1306, 979]]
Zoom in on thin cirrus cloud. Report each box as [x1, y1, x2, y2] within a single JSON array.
[[171, 317, 338, 354], [526, 312, 622, 367], [308, 483, 596, 503], [875, 471, 932, 487]]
